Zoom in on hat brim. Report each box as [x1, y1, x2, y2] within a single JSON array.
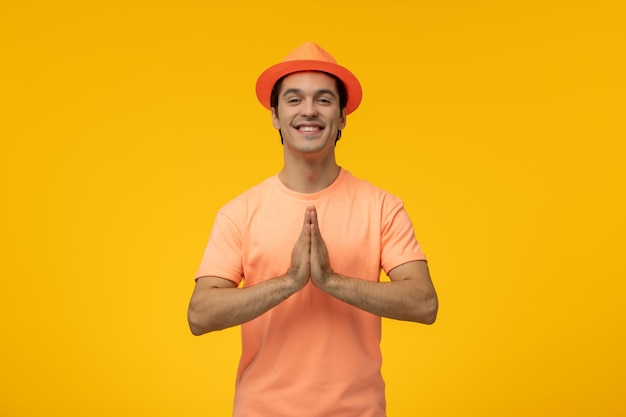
[[256, 60, 362, 115]]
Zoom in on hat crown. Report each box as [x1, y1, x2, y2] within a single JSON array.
[[283, 42, 337, 64]]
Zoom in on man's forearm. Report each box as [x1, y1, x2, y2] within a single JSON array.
[[188, 275, 299, 335], [317, 274, 438, 324]]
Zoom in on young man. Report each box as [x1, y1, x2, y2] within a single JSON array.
[[188, 42, 438, 417]]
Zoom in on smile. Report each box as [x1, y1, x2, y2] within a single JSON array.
[[298, 126, 322, 132]]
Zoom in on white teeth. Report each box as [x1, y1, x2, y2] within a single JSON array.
[[298, 126, 320, 131]]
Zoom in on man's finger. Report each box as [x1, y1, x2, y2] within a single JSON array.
[[300, 206, 312, 238], [310, 206, 323, 240]]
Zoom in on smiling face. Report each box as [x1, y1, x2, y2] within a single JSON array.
[[272, 71, 346, 157]]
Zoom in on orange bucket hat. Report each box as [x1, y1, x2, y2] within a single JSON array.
[[255, 42, 363, 115]]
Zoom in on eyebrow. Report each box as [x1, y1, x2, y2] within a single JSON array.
[[281, 88, 337, 98]]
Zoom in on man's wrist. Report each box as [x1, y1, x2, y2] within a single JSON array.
[[280, 271, 307, 296], [316, 272, 340, 293]]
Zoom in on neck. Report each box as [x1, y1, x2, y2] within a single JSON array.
[[278, 153, 341, 193]]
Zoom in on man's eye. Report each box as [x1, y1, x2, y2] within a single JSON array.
[[287, 97, 300, 103], [318, 98, 332, 104]]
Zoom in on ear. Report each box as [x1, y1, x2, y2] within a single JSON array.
[[339, 108, 347, 130], [272, 107, 280, 129]]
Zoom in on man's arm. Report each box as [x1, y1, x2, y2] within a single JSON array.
[[314, 261, 438, 324], [309, 206, 438, 324], [187, 207, 312, 335], [188, 275, 296, 335]]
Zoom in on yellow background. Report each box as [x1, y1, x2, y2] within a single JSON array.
[[2, 0, 625, 415]]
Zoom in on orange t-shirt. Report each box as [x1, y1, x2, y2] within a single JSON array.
[[196, 169, 426, 417]]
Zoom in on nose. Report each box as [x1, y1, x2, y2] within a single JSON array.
[[300, 98, 318, 118]]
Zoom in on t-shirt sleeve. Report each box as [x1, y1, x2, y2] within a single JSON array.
[[380, 199, 427, 274], [194, 210, 244, 285]]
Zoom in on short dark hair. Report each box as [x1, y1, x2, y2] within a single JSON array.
[[270, 72, 348, 117]]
